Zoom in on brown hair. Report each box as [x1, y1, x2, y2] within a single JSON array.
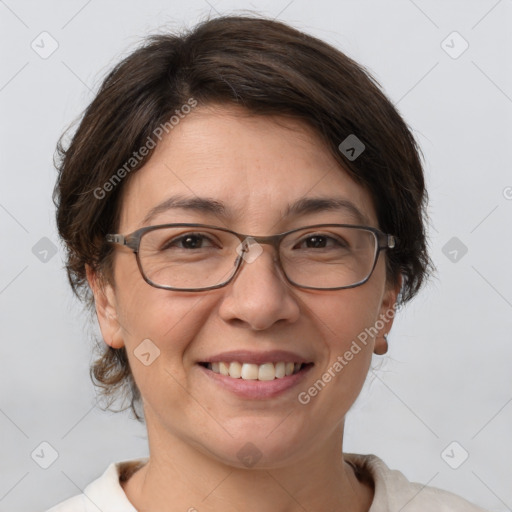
[[54, 14, 432, 420]]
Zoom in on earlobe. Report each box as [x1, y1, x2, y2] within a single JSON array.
[[373, 333, 388, 355], [86, 265, 125, 349]]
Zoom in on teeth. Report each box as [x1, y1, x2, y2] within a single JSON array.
[[219, 362, 230, 376], [229, 361, 242, 379], [206, 361, 305, 380], [275, 362, 285, 379], [241, 363, 259, 380], [258, 363, 276, 381]]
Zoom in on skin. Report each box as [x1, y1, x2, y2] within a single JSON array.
[[88, 105, 400, 512]]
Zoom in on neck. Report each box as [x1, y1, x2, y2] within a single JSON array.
[[122, 417, 374, 512]]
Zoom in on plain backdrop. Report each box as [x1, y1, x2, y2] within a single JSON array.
[[1, 1, 511, 511]]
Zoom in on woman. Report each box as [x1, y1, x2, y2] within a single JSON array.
[[48, 15, 488, 512]]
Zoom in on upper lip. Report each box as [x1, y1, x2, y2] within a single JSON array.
[[199, 350, 313, 365]]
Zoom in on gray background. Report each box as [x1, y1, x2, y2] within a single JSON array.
[[1, 1, 511, 511]]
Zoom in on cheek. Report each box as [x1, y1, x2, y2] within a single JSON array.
[[114, 273, 220, 375], [112, 253, 187, 340], [312, 284, 383, 348], [307, 285, 384, 402], [114, 290, 208, 412], [117, 288, 205, 351]]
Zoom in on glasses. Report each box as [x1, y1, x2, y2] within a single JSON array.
[[106, 223, 397, 292]]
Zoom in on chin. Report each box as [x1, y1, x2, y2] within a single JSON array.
[[199, 423, 311, 470]]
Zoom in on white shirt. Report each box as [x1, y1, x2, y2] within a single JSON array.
[[46, 453, 489, 511]]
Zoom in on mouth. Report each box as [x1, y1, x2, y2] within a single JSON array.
[[198, 361, 314, 381], [196, 350, 315, 399]]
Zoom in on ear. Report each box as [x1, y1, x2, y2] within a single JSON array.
[[86, 265, 125, 349], [373, 274, 402, 355]]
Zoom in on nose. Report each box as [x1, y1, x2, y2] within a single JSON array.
[[217, 241, 301, 330]]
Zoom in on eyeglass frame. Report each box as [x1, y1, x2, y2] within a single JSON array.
[[106, 222, 397, 292]]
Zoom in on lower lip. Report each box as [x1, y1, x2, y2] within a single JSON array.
[[197, 364, 314, 399]]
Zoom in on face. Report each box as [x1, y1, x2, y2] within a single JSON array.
[[90, 105, 398, 468]]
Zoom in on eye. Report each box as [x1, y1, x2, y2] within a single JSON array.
[[161, 233, 217, 250], [295, 233, 348, 250]]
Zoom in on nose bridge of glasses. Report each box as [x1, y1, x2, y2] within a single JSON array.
[[231, 233, 287, 291], [235, 233, 282, 263]]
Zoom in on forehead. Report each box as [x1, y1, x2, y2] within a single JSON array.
[[118, 106, 378, 232]]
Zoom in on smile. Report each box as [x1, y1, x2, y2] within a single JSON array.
[[200, 361, 313, 381]]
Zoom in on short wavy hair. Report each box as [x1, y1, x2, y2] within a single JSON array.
[[54, 15, 432, 420]]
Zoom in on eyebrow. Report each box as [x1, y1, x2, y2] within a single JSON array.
[[142, 195, 226, 225], [142, 194, 370, 226], [284, 197, 369, 225]]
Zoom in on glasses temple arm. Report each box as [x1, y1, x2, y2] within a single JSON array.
[[106, 234, 125, 245]]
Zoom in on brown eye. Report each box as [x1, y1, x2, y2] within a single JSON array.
[[295, 234, 348, 250], [161, 233, 216, 251]]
